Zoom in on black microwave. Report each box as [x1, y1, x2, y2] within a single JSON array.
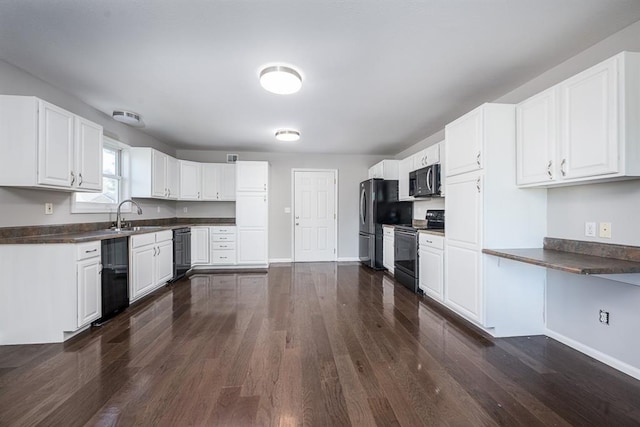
[[409, 164, 441, 197]]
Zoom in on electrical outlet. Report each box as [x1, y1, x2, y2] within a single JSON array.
[[599, 222, 612, 239], [599, 309, 610, 325], [44, 203, 53, 215], [183, 207, 188, 213], [585, 222, 596, 237]]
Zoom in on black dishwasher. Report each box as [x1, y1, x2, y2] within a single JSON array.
[[171, 227, 191, 282], [94, 237, 129, 325]]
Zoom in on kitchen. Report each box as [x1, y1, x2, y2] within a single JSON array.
[[2, 1, 640, 425]]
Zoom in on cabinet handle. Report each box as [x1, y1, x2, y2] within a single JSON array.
[[476, 177, 481, 193], [547, 160, 553, 179], [78, 173, 83, 186], [168, 189, 171, 197], [153, 247, 157, 256], [216, 192, 219, 199], [85, 249, 97, 253], [264, 184, 266, 190], [476, 152, 481, 167], [560, 158, 567, 177], [198, 191, 200, 199], [70, 171, 76, 186], [157, 246, 161, 255]]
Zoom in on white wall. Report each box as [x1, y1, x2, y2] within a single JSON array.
[[177, 150, 385, 260], [398, 19, 640, 375]]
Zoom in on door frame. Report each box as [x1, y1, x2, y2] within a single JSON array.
[[291, 168, 339, 262]]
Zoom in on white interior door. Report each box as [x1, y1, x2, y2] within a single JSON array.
[[293, 170, 337, 262]]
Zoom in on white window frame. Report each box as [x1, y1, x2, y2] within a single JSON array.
[[71, 136, 131, 214]]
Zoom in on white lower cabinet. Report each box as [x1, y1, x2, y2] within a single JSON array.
[[129, 230, 174, 303], [382, 226, 394, 273], [211, 226, 236, 265], [418, 233, 444, 302], [237, 228, 267, 265], [0, 241, 102, 345], [191, 226, 211, 265]]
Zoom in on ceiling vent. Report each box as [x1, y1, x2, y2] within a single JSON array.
[[227, 154, 239, 163], [112, 110, 144, 127]]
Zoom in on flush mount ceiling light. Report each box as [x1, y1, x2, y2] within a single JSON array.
[[259, 65, 302, 94], [275, 129, 301, 142], [112, 110, 144, 127]]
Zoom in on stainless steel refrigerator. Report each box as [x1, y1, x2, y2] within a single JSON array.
[[358, 179, 412, 269]]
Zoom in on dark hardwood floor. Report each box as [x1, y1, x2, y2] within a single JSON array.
[[1, 262, 640, 426]]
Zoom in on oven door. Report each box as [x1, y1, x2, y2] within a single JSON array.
[[394, 229, 417, 277]]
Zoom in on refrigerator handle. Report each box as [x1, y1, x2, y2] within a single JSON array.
[[360, 187, 366, 225]]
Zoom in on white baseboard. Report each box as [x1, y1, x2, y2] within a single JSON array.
[[269, 258, 292, 263], [337, 257, 360, 262], [545, 328, 640, 380]]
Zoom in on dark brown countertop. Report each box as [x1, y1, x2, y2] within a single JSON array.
[[418, 229, 445, 237], [0, 218, 236, 244], [483, 238, 640, 275]]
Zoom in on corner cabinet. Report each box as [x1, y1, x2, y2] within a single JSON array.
[[131, 148, 179, 199], [0, 95, 103, 192], [516, 51, 640, 187], [444, 103, 547, 337], [236, 161, 269, 267]]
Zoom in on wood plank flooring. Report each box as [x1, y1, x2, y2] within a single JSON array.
[[1, 262, 640, 426]]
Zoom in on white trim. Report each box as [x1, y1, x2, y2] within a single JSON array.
[[269, 258, 293, 263], [291, 168, 339, 262], [338, 257, 360, 262], [545, 328, 640, 380]]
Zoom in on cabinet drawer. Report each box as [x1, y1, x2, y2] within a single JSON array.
[[155, 230, 173, 243], [131, 232, 156, 249], [76, 241, 101, 260], [383, 226, 394, 237], [419, 233, 444, 250], [211, 226, 235, 234], [212, 241, 236, 250], [211, 250, 236, 264], [212, 234, 235, 242]]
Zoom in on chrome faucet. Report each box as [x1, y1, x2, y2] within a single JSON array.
[[115, 199, 143, 231]]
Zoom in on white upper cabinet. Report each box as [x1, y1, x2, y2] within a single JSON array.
[[202, 163, 236, 201], [179, 160, 202, 200], [236, 161, 268, 192], [516, 87, 558, 185], [368, 159, 399, 179], [413, 144, 440, 170], [130, 148, 179, 199], [74, 117, 103, 191], [445, 107, 483, 177], [517, 51, 640, 187], [0, 96, 103, 192]]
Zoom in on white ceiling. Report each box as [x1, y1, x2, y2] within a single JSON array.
[[2, 1, 640, 155]]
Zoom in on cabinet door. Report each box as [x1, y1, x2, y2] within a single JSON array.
[[236, 161, 268, 192], [152, 150, 167, 198], [560, 56, 618, 179], [237, 228, 268, 264], [74, 117, 103, 191], [219, 164, 236, 200], [156, 239, 174, 285], [191, 227, 210, 265], [37, 100, 74, 187], [445, 106, 483, 177], [130, 245, 156, 300], [419, 248, 443, 302], [383, 235, 394, 272], [179, 160, 201, 200], [516, 87, 558, 185], [236, 193, 268, 228], [398, 157, 414, 201], [445, 172, 483, 248], [201, 163, 219, 200], [445, 243, 481, 322], [425, 144, 440, 166], [166, 156, 178, 199], [77, 258, 101, 327]]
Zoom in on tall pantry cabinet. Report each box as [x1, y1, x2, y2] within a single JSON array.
[[444, 103, 547, 337], [235, 161, 269, 266]]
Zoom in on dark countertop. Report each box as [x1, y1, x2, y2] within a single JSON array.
[[483, 238, 640, 275], [0, 219, 236, 244], [418, 229, 445, 237]]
